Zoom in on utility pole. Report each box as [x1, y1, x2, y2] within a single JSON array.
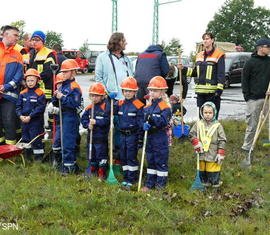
[[152, 0, 182, 45], [112, 0, 118, 32]]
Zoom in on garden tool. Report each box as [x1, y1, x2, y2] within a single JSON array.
[[106, 98, 119, 185], [85, 103, 95, 177], [262, 96, 270, 147], [176, 46, 189, 138], [137, 120, 149, 192], [242, 81, 270, 166], [190, 123, 205, 191]]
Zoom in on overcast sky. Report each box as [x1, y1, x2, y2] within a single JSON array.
[[0, 0, 269, 54]]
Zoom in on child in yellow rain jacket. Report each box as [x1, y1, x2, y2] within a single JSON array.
[[189, 101, 226, 187]]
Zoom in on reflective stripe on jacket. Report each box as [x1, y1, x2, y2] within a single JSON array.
[[29, 46, 56, 99], [186, 48, 225, 94], [0, 42, 24, 102]]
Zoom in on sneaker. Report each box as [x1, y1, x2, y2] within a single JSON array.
[[126, 183, 133, 187], [212, 181, 223, 188], [121, 181, 128, 186], [141, 186, 150, 192]]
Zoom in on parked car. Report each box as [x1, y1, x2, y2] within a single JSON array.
[[224, 52, 252, 88], [86, 51, 103, 73], [167, 55, 192, 67], [63, 50, 89, 73]]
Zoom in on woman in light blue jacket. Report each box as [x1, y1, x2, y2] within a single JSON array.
[[95, 32, 133, 100]]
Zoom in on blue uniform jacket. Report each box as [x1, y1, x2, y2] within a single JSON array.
[[144, 98, 172, 130], [52, 78, 82, 111], [135, 45, 169, 84], [81, 99, 110, 139], [115, 97, 144, 133], [16, 87, 46, 118]]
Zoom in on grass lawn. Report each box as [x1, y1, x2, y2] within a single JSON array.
[[0, 120, 269, 234]]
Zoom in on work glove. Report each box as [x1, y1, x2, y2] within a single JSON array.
[[138, 139, 143, 149], [108, 92, 117, 99], [143, 123, 151, 131], [215, 149, 225, 165], [144, 112, 151, 122], [47, 102, 59, 115], [191, 138, 203, 153], [215, 89, 223, 97]]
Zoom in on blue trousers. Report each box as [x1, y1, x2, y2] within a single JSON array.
[[22, 117, 44, 156], [120, 134, 139, 184], [145, 130, 169, 189], [62, 112, 80, 166]]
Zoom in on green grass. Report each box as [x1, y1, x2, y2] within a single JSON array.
[[0, 120, 270, 234]]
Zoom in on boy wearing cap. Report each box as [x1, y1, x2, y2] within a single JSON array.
[[241, 38, 270, 152], [16, 69, 46, 161], [29, 30, 57, 137], [51, 59, 82, 174]]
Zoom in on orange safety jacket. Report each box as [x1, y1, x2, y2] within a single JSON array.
[[0, 42, 24, 102], [185, 48, 225, 94]]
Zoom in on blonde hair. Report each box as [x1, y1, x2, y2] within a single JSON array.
[[147, 90, 171, 108]]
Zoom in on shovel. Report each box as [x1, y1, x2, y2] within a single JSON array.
[[85, 103, 95, 177], [137, 121, 149, 192], [176, 46, 190, 138], [106, 98, 119, 185]]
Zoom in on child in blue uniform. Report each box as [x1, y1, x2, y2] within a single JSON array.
[[16, 69, 46, 161], [81, 82, 110, 180], [142, 76, 172, 191], [51, 59, 82, 174], [115, 77, 144, 187]]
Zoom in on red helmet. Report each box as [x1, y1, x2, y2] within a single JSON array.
[[120, 77, 138, 91], [147, 76, 168, 89], [24, 68, 41, 80], [60, 59, 80, 72], [55, 72, 64, 84], [89, 82, 106, 95]]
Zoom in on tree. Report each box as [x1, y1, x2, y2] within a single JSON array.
[[161, 38, 183, 56], [79, 39, 90, 54], [206, 0, 270, 51], [11, 20, 26, 44], [45, 31, 64, 49]]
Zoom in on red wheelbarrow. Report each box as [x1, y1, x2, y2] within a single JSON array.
[[0, 133, 45, 166]]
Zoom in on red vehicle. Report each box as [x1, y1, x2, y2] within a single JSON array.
[[63, 50, 89, 73]]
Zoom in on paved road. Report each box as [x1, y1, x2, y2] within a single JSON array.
[[75, 74, 246, 123]]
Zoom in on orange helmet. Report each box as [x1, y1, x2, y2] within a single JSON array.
[[24, 68, 41, 80], [120, 77, 138, 91], [60, 59, 80, 72], [55, 72, 64, 84], [89, 82, 106, 95], [147, 76, 168, 89]]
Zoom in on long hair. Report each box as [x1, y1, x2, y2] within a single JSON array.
[[147, 90, 171, 109], [107, 32, 124, 52]]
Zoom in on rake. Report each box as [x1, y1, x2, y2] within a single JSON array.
[[106, 98, 119, 185]]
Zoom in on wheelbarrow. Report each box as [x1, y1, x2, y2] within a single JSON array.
[[0, 133, 45, 166]]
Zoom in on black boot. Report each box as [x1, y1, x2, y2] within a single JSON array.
[[52, 151, 62, 169], [34, 154, 43, 162], [23, 149, 33, 162]]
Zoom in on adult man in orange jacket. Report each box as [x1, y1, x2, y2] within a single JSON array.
[[0, 25, 24, 144]]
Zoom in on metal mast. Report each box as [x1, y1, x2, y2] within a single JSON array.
[[152, 0, 182, 45], [112, 0, 118, 32]]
